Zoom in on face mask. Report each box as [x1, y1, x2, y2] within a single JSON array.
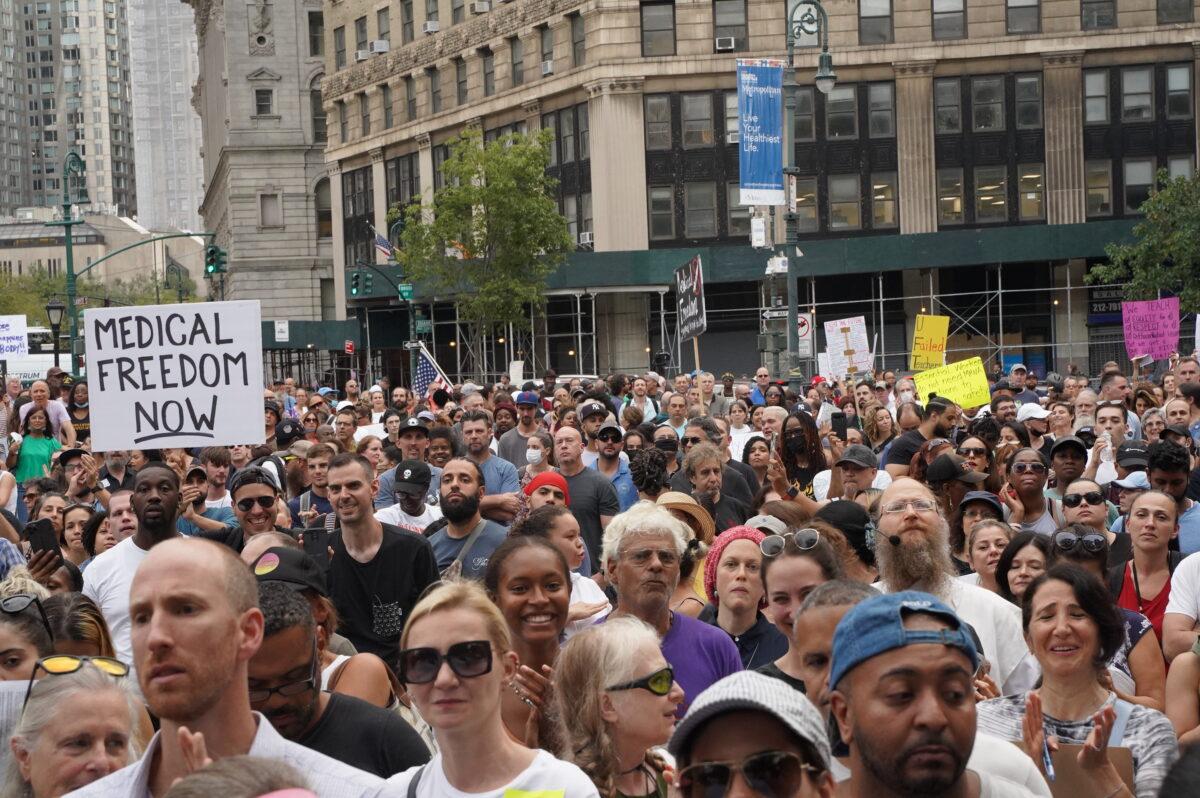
[[654, 438, 679, 453], [899, 390, 914, 403], [525, 449, 543, 465], [75, 401, 88, 408]]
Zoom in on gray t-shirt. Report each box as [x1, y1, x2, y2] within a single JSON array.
[[427, 519, 508, 580], [496, 426, 534, 469], [560, 467, 620, 564]]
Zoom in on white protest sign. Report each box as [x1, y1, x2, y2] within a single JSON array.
[[84, 301, 265, 450], [823, 315, 872, 377], [274, 320, 289, 343], [0, 316, 28, 357]]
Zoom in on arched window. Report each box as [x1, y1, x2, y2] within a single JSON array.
[[315, 178, 332, 238]]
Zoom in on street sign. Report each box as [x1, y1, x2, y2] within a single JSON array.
[[403, 340, 422, 350], [398, 283, 414, 301], [415, 319, 432, 334], [762, 308, 788, 320], [274, 320, 289, 343], [797, 312, 813, 358], [344, 340, 355, 355]]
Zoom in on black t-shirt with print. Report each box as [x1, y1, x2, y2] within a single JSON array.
[[328, 523, 439, 669]]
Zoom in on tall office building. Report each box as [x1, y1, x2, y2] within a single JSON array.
[[129, 0, 204, 231], [0, 0, 31, 215]]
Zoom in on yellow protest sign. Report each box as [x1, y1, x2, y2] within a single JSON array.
[[914, 357, 991, 410], [910, 314, 950, 371]]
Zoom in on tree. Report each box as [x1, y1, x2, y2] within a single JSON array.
[[391, 127, 573, 376], [1087, 170, 1200, 313]]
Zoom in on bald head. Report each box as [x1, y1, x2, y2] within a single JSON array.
[[880, 477, 937, 506], [136, 537, 259, 614]]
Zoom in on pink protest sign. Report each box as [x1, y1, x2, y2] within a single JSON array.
[[1122, 297, 1180, 360]]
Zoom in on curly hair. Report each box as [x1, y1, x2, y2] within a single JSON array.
[[629, 447, 669, 494], [782, 411, 825, 485]]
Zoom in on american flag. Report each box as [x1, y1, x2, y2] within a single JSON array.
[[413, 342, 450, 399], [373, 231, 395, 260]]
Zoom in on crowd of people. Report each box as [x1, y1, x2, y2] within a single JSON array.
[[0, 354, 1199, 796]]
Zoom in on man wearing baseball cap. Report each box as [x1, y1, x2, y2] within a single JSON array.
[[925, 452, 987, 517], [577, 399, 614, 468], [496, 390, 543, 468], [374, 460, 442, 535], [590, 420, 638, 512], [1046, 435, 1088, 503], [375, 416, 441, 510], [829, 592, 1041, 797], [813, 443, 889, 503]]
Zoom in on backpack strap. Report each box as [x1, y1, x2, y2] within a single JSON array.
[[406, 764, 428, 798]]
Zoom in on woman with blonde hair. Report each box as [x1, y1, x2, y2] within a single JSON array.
[[43, 592, 115, 658], [383, 580, 598, 796], [554, 617, 683, 798]]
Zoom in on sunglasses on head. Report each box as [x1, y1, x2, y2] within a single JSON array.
[[24, 655, 129, 708], [237, 495, 276, 512], [1053, 530, 1107, 553], [1011, 462, 1048, 474], [1063, 491, 1105, 508], [398, 640, 492, 685], [606, 665, 674, 696], [1, 595, 52, 644], [760, 528, 820, 558], [678, 751, 819, 798]]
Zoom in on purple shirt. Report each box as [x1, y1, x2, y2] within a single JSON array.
[[661, 611, 743, 715]]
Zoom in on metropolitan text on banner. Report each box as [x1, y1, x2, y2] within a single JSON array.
[[736, 59, 785, 206]]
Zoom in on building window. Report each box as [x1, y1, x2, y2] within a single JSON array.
[[972, 77, 1004, 131], [684, 182, 717, 237], [1124, 159, 1154, 212], [560, 108, 576, 162], [829, 175, 860, 229], [868, 83, 894, 138], [376, 7, 390, 41], [425, 0, 438, 23], [641, 2, 675, 57], [1167, 64, 1192, 119], [1015, 74, 1042, 129], [1169, 155, 1194, 179], [724, 92, 739, 143], [1018, 164, 1044, 220], [405, 75, 416, 120], [315, 178, 332, 237], [648, 186, 674, 239], [937, 168, 963, 224], [540, 25, 553, 65], [381, 84, 393, 128], [578, 104, 589, 159], [509, 37, 524, 86], [337, 100, 347, 141], [569, 13, 585, 66], [428, 66, 441, 112], [934, 78, 961, 133], [355, 16, 368, 51], [582, 193, 593, 234], [871, 172, 897, 228], [401, 0, 414, 42], [481, 49, 495, 96], [311, 88, 326, 141], [1121, 67, 1152, 121], [334, 26, 346, 68], [859, 0, 892, 43], [1084, 70, 1109, 124], [1081, 0, 1114, 28], [543, 113, 558, 165], [793, 177, 818, 231], [454, 58, 466, 105], [826, 86, 857, 139], [795, 87, 815, 141], [727, 182, 750, 236], [932, 0, 964, 39], [713, 0, 747, 50], [563, 194, 578, 239], [645, 94, 671, 150], [1006, 0, 1038, 32], [1086, 161, 1111, 216], [308, 12, 323, 56], [1159, 0, 1192, 22], [359, 92, 370, 135], [259, 193, 282, 227], [452, 0, 464, 24], [254, 88, 273, 116], [974, 166, 1007, 222], [682, 93, 714, 148], [433, 145, 449, 189]]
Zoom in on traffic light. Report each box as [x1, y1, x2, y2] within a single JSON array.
[[204, 244, 227, 275], [363, 271, 373, 293], [350, 270, 361, 296]]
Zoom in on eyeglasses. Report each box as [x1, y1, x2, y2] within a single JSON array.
[[761, 528, 820, 558], [681, 436, 704, 446], [249, 645, 319, 704], [1011, 462, 1048, 475], [957, 447, 988, 457], [1, 595, 52, 644], [23, 655, 129, 708], [236, 495, 276, 512], [622, 548, 680, 567], [880, 498, 939, 515], [1062, 491, 1105, 508], [606, 666, 674, 696], [398, 640, 493, 685], [1053, 531, 1107, 553], [677, 751, 819, 798], [597, 433, 623, 443]]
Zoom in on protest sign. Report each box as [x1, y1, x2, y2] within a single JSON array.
[[816, 352, 832, 380], [675, 256, 707, 342], [1122, 297, 1179, 360], [736, 59, 785, 206], [823, 316, 872, 377], [84, 301, 265, 450], [914, 357, 991, 409], [0, 316, 27, 357], [910, 314, 949, 371]]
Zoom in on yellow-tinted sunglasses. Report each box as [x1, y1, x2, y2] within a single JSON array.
[[23, 655, 129, 708]]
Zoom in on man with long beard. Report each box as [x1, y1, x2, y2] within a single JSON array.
[[427, 457, 507, 579], [874, 479, 1033, 694]]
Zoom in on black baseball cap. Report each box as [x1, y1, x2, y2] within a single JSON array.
[[926, 453, 987, 485], [1050, 435, 1087, 458], [58, 447, 87, 467], [579, 400, 608, 421], [252, 547, 327, 596], [393, 460, 432, 492], [400, 416, 429, 435], [275, 419, 303, 447], [1116, 440, 1149, 468]]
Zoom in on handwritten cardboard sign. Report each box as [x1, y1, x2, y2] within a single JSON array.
[[823, 316, 872, 377], [675, 256, 707, 342], [1122, 297, 1179, 360], [84, 301, 265, 450], [0, 316, 28, 357], [910, 314, 949, 371], [914, 357, 991, 409]]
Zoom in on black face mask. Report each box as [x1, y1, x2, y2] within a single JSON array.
[[654, 438, 679, 453]]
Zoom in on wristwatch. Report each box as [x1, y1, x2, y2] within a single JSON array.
[[786, 485, 800, 499]]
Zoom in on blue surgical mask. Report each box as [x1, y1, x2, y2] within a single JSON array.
[[526, 449, 543, 465]]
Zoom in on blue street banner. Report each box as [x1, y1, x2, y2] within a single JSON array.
[[737, 59, 785, 206]]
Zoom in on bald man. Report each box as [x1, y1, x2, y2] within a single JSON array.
[[67, 538, 381, 796], [554, 426, 620, 565]]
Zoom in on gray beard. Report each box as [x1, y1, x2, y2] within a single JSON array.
[[877, 523, 956, 600]]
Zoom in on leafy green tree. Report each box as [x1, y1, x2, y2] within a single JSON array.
[[1087, 170, 1200, 313], [390, 127, 572, 376], [0, 269, 198, 325]]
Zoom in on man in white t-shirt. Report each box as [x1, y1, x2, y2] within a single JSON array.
[[374, 460, 442, 535], [82, 463, 183, 669], [1164, 550, 1200, 660]]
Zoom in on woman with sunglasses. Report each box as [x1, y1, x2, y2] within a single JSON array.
[[5, 660, 142, 798], [958, 519, 1014, 594], [758, 522, 842, 691], [1062, 478, 1129, 568], [1052, 526, 1167, 712], [999, 448, 1063, 536], [300, 410, 321, 443], [387, 581, 598, 796], [553, 617, 683, 798], [59, 504, 93, 569], [955, 435, 1001, 491], [1109, 491, 1182, 647], [699, 526, 788, 670], [995, 532, 1052, 605], [484, 536, 570, 748]]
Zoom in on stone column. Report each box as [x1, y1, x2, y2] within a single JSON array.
[[370, 147, 388, 263], [895, 61, 937, 234], [329, 162, 347, 318], [1043, 52, 1085, 225], [586, 77, 648, 252]]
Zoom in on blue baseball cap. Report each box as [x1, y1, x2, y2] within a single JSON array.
[[515, 390, 541, 406], [829, 591, 978, 689]]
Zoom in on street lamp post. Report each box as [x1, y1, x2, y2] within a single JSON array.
[[45, 298, 65, 370], [784, 0, 836, 393], [46, 151, 87, 374]]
